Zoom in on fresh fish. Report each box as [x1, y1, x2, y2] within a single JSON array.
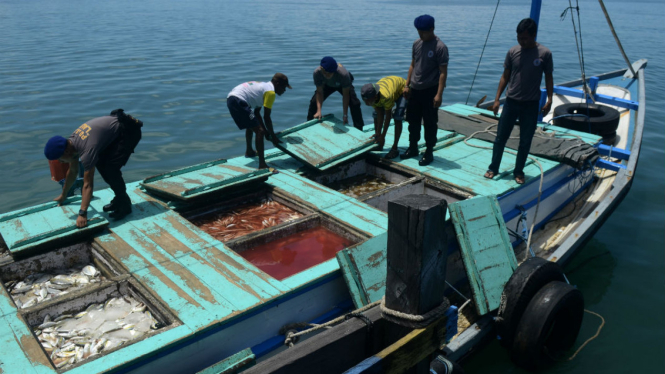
[[54, 314, 73, 322], [81, 265, 99, 277], [38, 321, 58, 329]]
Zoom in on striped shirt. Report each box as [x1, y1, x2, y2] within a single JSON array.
[[373, 76, 406, 110]]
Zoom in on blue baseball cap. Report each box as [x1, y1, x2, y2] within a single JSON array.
[[320, 56, 338, 73], [44, 136, 68, 160], [414, 15, 435, 31]]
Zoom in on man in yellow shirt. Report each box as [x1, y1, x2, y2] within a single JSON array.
[[360, 76, 407, 159]]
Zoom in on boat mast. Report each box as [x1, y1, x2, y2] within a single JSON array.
[[530, 0, 542, 29]]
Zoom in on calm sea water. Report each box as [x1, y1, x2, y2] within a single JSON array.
[[1, 0, 663, 372]]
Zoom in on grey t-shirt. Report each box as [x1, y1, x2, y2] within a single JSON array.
[[411, 37, 449, 90], [504, 43, 553, 102], [69, 116, 121, 171], [313, 64, 353, 88]]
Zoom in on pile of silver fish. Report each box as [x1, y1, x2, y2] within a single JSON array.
[[4, 265, 105, 309], [193, 198, 304, 242], [336, 175, 394, 198], [34, 295, 161, 369]]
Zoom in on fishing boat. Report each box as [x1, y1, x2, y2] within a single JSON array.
[[0, 0, 645, 372]]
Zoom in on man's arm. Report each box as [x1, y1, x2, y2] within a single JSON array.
[[433, 64, 448, 108], [76, 168, 94, 228], [260, 107, 281, 144], [403, 59, 415, 99], [54, 161, 79, 205], [541, 71, 554, 115], [380, 108, 392, 145], [342, 87, 350, 124], [313, 86, 325, 120], [374, 107, 386, 148], [491, 68, 512, 115]]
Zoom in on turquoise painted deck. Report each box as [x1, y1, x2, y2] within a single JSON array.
[[0, 92, 625, 372]]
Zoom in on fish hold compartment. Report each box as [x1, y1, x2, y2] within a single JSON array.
[[228, 215, 365, 280], [182, 188, 313, 243], [23, 278, 177, 371], [305, 158, 417, 199], [362, 179, 468, 213], [1, 242, 125, 310]]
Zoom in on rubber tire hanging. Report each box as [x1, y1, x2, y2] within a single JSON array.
[[552, 103, 620, 144], [510, 281, 585, 371], [496, 257, 566, 348]]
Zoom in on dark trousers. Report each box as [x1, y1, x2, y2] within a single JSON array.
[[406, 85, 439, 149], [96, 122, 142, 206], [307, 85, 365, 130], [488, 98, 540, 177]]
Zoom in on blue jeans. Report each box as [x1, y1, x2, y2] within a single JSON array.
[[488, 98, 540, 177]]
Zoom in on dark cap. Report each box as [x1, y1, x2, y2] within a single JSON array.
[[360, 83, 378, 100], [414, 14, 435, 31], [320, 56, 338, 73], [272, 73, 292, 89], [44, 136, 68, 160]]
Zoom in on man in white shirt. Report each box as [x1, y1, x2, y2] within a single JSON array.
[[227, 73, 291, 169]]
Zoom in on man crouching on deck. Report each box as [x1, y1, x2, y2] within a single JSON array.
[[360, 76, 407, 159], [44, 109, 143, 227], [227, 73, 291, 169]]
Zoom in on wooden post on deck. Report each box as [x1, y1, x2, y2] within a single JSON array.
[[384, 194, 449, 373]]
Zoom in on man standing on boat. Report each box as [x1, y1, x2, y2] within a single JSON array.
[[484, 18, 553, 184], [307, 56, 364, 130], [43, 110, 143, 227], [227, 73, 292, 169], [360, 76, 407, 159], [402, 14, 449, 166]]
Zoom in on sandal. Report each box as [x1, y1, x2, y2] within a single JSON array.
[[385, 148, 400, 159], [484, 170, 496, 179], [514, 175, 525, 184]]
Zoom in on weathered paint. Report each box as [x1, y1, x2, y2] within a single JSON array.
[[196, 348, 255, 374], [275, 115, 377, 170], [448, 196, 517, 315], [336, 233, 388, 308]]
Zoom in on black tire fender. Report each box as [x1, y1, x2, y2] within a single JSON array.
[[496, 257, 566, 348], [552, 103, 620, 144], [510, 281, 585, 371]]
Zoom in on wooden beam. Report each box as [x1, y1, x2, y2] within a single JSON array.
[[344, 307, 457, 374], [243, 307, 387, 374], [385, 194, 448, 316]]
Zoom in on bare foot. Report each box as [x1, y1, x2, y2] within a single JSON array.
[[515, 175, 525, 184], [245, 149, 257, 157], [484, 170, 496, 179]]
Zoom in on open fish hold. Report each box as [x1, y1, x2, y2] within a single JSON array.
[[22, 278, 179, 372], [227, 213, 368, 279], [180, 185, 314, 244], [303, 157, 417, 199], [0, 241, 126, 311], [305, 157, 470, 213]]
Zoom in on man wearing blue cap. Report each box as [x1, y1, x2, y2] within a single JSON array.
[[44, 110, 142, 227], [307, 56, 364, 130], [402, 14, 449, 166]]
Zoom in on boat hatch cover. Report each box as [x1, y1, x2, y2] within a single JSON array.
[[275, 114, 377, 171], [449, 195, 518, 315], [0, 196, 109, 254], [140, 158, 272, 201]]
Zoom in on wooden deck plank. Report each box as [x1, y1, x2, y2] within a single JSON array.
[[2, 313, 54, 374], [268, 170, 353, 211]]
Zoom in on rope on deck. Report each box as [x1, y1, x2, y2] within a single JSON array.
[[282, 299, 381, 347], [380, 296, 451, 329]]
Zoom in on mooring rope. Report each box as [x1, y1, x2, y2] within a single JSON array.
[[380, 296, 450, 327], [465, 0, 501, 106], [567, 309, 606, 360], [283, 299, 381, 347]]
